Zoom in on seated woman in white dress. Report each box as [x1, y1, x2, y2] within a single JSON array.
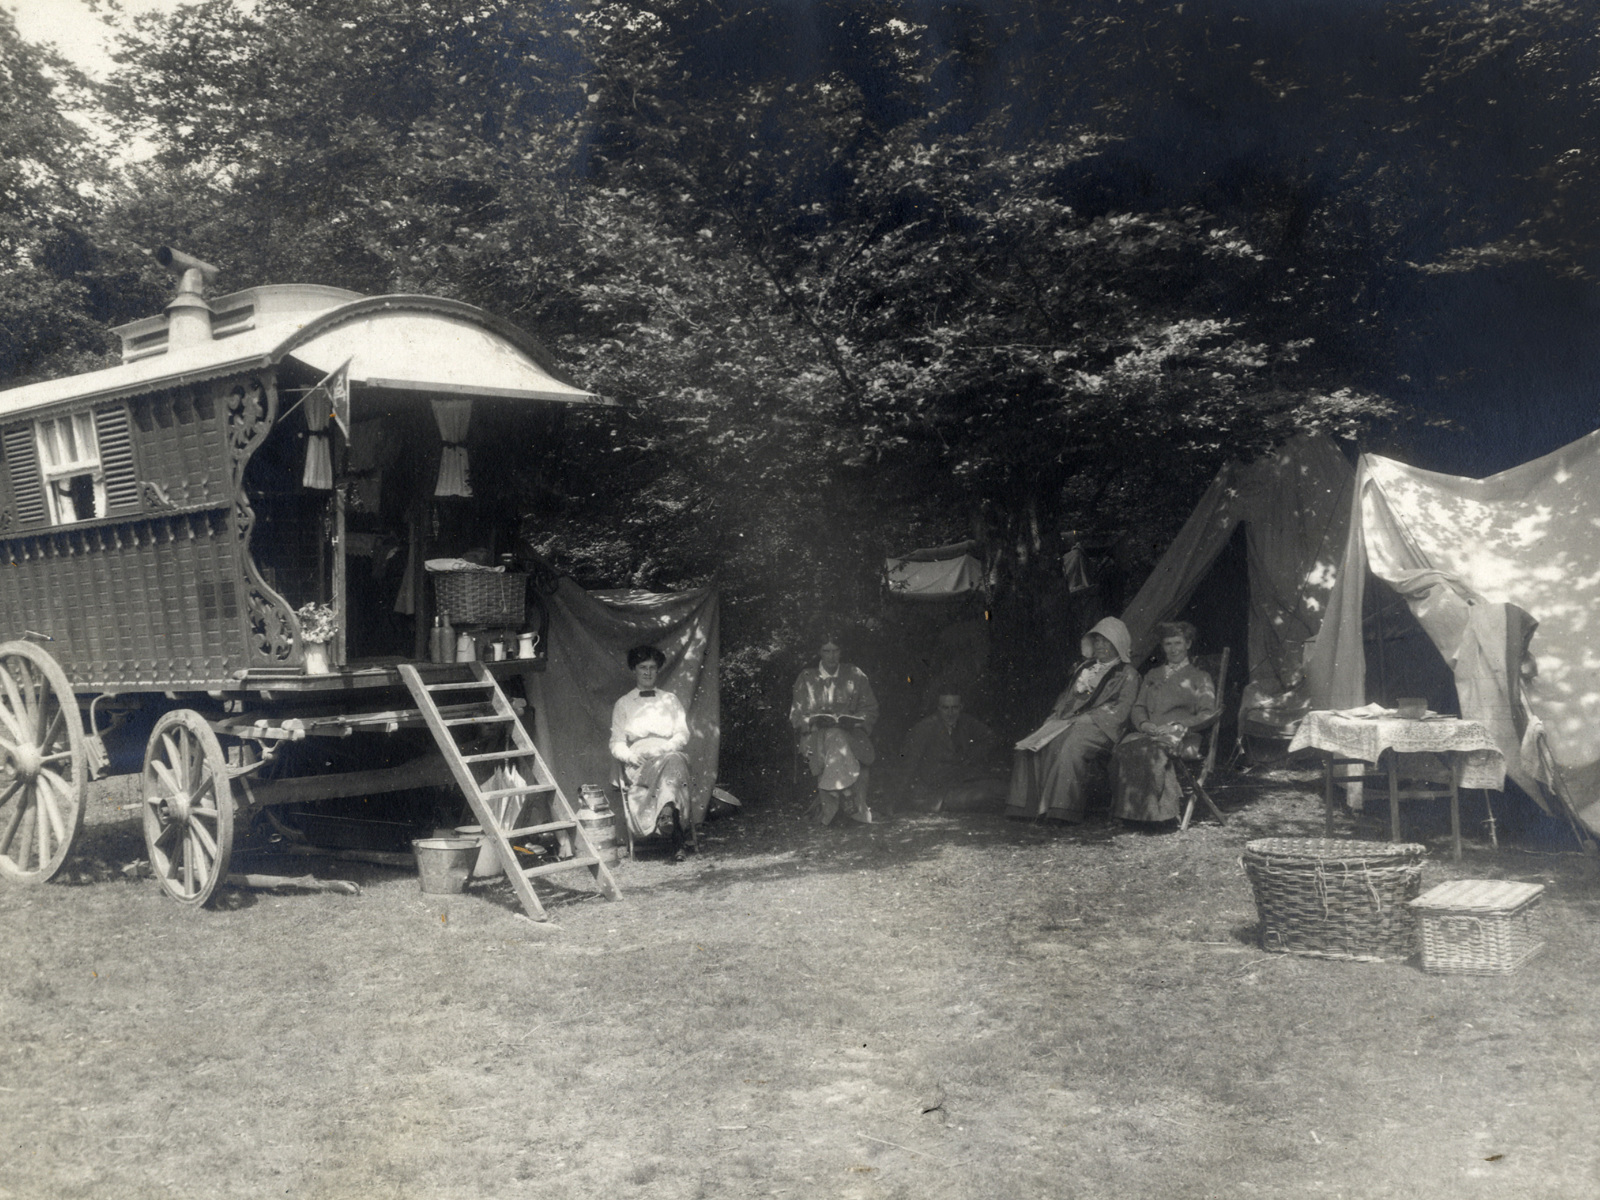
[[610, 645, 695, 861]]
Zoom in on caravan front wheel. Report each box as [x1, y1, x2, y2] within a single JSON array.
[[142, 710, 235, 907]]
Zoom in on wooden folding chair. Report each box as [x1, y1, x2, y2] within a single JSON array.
[[1177, 647, 1230, 830]]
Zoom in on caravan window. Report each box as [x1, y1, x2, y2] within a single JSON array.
[[35, 412, 106, 524]]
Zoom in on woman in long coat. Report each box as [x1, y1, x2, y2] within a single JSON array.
[[791, 634, 879, 825], [1006, 617, 1139, 822], [1111, 621, 1218, 823]]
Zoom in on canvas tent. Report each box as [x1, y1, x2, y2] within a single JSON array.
[[522, 581, 720, 824], [1119, 435, 1355, 740], [1305, 434, 1600, 844]]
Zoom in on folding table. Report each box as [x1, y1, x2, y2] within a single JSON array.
[[1288, 709, 1506, 861]]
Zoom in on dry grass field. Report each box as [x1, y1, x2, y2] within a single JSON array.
[[2, 767, 1598, 1200]]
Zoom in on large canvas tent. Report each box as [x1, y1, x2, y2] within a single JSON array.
[[1120, 435, 1355, 739], [1305, 434, 1600, 845]]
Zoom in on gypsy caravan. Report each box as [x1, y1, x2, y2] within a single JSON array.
[[0, 249, 619, 916]]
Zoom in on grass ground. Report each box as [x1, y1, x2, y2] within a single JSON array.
[[2, 767, 1598, 1200]]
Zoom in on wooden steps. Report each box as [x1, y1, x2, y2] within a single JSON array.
[[398, 663, 620, 921]]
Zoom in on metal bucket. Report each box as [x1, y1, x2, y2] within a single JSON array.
[[412, 837, 478, 894], [454, 825, 504, 878], [576, 809, 621, 865]]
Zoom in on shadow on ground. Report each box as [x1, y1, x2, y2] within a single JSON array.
[[66, 759, 1597, 915]]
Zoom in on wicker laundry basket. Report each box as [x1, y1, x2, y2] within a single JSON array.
[[1242, 838, 1426, 961], [432, 569, 527, 626]]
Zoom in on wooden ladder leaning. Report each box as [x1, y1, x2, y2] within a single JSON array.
[[398, 662, 620, 921]]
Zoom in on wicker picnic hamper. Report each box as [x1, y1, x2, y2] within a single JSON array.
[[1242, 838, 1426, 961], [1409, 880, 1544, 975], [432, 569, 528, 626]]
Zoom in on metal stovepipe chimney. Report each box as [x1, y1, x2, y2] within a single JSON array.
[[154, 246, 221, 350]]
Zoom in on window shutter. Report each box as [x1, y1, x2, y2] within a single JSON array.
[[95, 405, 140, 514], [1, 424, 46, 528]]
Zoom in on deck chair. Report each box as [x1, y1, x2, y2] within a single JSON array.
[[1175, 647, 1230, 830]]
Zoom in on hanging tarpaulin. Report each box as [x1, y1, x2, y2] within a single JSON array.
[[432, 397, 472, 497], [1061, 545, 1095, 595], [521, 582, 720, 823], [299, 359, 349, 490], [886, 540, 987, 601]]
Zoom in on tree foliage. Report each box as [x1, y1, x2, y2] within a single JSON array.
[[0, 10, 157, 381], [1, 0, 1589, 768]]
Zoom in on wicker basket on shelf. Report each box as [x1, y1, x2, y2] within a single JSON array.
[[1242, 837, 1426, 961], [432, 570, 527, 627]]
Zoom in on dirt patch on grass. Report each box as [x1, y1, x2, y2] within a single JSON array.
[[2, 770, 1598, 1198]]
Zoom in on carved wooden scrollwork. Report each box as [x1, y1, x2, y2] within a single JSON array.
[[225, 376, 302, 664], [226, 377, 273, 464]]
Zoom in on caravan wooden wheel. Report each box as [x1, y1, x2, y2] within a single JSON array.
[[0, 641, 87, 884], [142, 710, 234, 907]]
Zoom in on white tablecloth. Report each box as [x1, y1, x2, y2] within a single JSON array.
[[1289, 709, 1506, 791]]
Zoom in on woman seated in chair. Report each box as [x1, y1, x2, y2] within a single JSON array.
[[610, 644, 697, 861], [1111, 621, 1218, 824], [1006, 617, 1139, 823]]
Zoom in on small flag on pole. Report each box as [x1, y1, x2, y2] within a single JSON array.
[[315, 357, 353, 438]]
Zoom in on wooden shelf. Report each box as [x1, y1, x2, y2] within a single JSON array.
[[232, 656, 542, 694]]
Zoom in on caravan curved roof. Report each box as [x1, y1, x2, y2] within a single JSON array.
[[0, 285, 606, 418]]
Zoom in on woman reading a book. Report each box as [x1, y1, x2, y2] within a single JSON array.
[[791, 635, 879, 825], [1110, 621, 1218, 824], [1005, 616, 1138, 822], [611, 644, 697, 861]]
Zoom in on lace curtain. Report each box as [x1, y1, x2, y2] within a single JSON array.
[[432, 398, 472, 497], [301, 389, 334, 489]]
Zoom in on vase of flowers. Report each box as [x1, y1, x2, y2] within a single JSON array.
[[295, 602, 339, 674]]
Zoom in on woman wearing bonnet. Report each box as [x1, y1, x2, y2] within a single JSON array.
[[1005, 617, 1139, 822]]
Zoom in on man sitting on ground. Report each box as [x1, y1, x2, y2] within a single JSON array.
[[898, 691, 1008, 813]]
